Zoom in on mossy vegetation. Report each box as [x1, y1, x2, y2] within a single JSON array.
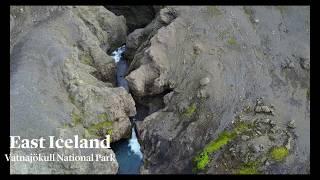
[[87, 113, 113, 137], [233, 121, 251, 134], [68, 94, 76, 105], [193, 121, 251, 171], [238, 167, 258, 174], [183, 103, 197, 117], [205, 131, 236, 153], [238, 161, 260, 174], [207, 6, 222, 17], [97, 112, 109, 122], [227, 36, 237, 46], [88, 121, 113, 138], [269, 146, 289, 162], [71, 111, 82, 125], [88, 120, 113, 134], [79, 53, 94, 66], [193, 131, 236, 171], [106, 129, 113, 135], [193, 151, 210, 171]]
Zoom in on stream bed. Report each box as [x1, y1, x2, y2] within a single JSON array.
[[110, 45, 143, 174]]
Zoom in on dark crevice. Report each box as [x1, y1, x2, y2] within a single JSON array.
[[104, 6, 160, 34]]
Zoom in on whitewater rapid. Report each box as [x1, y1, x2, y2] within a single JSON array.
[[129, 127, 143, 159]]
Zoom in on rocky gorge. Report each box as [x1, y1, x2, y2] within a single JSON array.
[[10, 6, 309, 174]]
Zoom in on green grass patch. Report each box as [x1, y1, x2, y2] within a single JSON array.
[[183, 103, 197, 117], [227, 37, 237, 46], [269, 146, 289, 162]]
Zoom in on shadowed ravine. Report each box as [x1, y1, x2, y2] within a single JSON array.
[[110, 46, 143, 174]]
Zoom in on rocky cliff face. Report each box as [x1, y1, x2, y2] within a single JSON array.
[[10, 6, 134, 174], [125, 6, 309, 174]]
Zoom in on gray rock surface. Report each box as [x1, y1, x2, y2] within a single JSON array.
[[131, 6, 309, 174]]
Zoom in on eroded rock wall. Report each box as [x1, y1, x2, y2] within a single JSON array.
[[10, 6, 134, 174]]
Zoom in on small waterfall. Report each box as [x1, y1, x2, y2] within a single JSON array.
[[111, 45, 125, 63], [129, 127, 143, 159]]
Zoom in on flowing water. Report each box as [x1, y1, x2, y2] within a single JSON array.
[[110, 45, 143, 174]]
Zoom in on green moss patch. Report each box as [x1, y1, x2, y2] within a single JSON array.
[[193, 131, 236, 171], [79, 53, 94, 66], [87, 117, 113, 137], [71, 111, 82, 125], [205, 131, 236, 153], [239, 167, 258, 174], [227, 37, 237, 46], [269, 146, 289, 162], [238, 166, 259, 174], [193, 151, 210, 171], [183, 103, 197, 117], [233, 121, 251, 134], [69, 94, 76, 104], [238, 161, 260, 174], [97, 113, 109, 122], [193, 121, 252, 171], [88, 121, 112, 133]]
